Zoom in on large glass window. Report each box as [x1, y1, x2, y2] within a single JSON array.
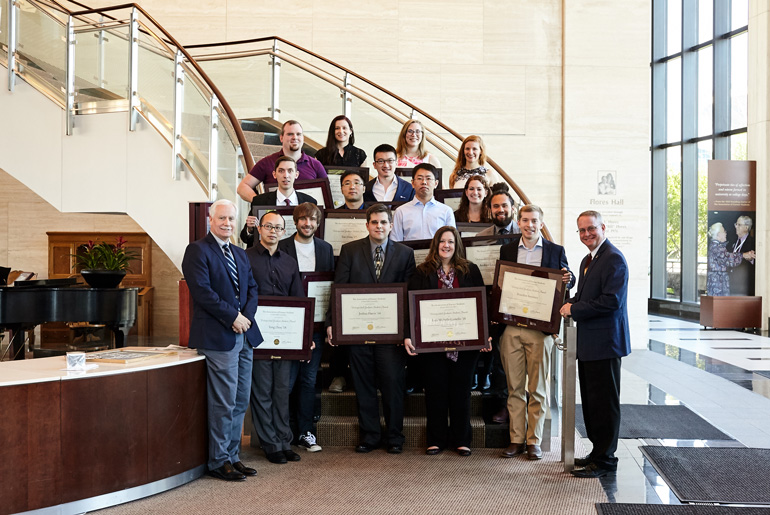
[[651, 0, 748, 304]]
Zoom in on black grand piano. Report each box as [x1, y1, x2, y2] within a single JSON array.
[[0, 278, 138, 360]]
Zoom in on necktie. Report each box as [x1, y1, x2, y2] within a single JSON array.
[[374, 245, 383, 281], [284, 198, 292, 206], [223, 244, 240, 300], [583, 253, 592, 276], [499, 228, 509, 235]]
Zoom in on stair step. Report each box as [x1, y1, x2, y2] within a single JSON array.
[[248, 142, 281, 159], [321, 390, 484, 417]]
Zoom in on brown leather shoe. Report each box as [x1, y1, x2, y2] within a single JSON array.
[[492, 407, 509, 424], [527, 444, 543, 460], [500, 443, 526, 458]]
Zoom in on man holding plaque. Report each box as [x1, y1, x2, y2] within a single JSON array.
[[278, 203, 334, 453], [246, 211, 305, 465], [327, 203, 416, 454], [559, 210, 630, 478], [182, 199, 262, 482], [391, 163, 456, 241], [498, 205, 574, 461], [363, 144, 415, 203], [240, 156, 318, 247]]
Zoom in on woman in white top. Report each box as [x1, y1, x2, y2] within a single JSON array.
[[449, 135, 503, 189], [395, 120, 442, 168]]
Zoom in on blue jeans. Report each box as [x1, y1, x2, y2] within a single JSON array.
[[290, 332, 323, 435]]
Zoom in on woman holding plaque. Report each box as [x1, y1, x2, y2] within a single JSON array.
[[448, 135, 503, 189], [314, 115, 368, 167], [405, 226, 489, 456], [453, 175, 491, 223], [395, 120, 442, 168]]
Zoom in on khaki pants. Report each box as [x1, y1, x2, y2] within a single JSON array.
[[499, 325, 552, 445]]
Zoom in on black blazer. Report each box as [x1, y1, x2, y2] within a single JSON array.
[[500, 235, 575, 290], [240, 191, 318, 246], [277, 235, 335, 273]]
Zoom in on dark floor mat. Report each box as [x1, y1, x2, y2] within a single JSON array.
[[597, 504, 770, 515]]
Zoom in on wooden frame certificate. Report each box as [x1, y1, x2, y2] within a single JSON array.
[[253, 296, 314, 360], [490, 261, 567, 334], [302, 271, 334, 331], [331, 283, 406, 344], [408, 287, 489, 353], [267, 178, 333, 208]]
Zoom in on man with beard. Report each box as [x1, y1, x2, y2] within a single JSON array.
[[237, 120, 327, 202], [477, 183, 520, 244], [390, 163, 455, 241], [278, 203, 334, 452]]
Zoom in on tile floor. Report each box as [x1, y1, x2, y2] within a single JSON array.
[[586, 315, 770, 504]]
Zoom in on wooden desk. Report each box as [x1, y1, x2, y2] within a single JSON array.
[[700, 296, 763, 329]]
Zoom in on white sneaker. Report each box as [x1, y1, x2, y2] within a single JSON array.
[[298, 431, 322, 452], [328, 376, 346, 393]]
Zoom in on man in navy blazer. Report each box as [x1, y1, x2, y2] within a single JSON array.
[[327, 203, 416, 454], [498, 205, 574, 461], [363, 144, 415, 203], [560, 210, 630, 478], [181, 199, 264, 482]]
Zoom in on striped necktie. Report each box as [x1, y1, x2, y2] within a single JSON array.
[[222, 244, 240, 298], [374, 245, 383, 281]]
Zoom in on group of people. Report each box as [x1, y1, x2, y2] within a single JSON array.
[[706, 215, 756, 296], [182, 116, 631, 483]]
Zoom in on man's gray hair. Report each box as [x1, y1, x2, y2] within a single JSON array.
[[737, 215, 753, 229], [209, 199, 238, 218], [577, 210, 603, 224]]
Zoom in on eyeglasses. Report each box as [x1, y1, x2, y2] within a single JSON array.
[[413, 176, 434, 183], [374, 159, 396, 165], [577, 226, 599, 234], [342, 180, 364, 187], [735, 223, 748, 227], [261, 224, 285, 233], [406, 129, 423, 136]]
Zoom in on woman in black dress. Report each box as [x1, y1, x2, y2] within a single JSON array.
[[314, 115, 367, 167]]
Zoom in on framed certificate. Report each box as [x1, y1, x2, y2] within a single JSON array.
[[250, 206, 325, 241], [253, 296, 315, 360], [395, 167, 443, 190], [324, 166, 370, 209], [266, 178, 333, 208], [456, 222, 493, 238], [399, 238, 433, 268], [408, 287, 489, 353], [301, 271, 334, 331], [323, 210, 370, 256], [461, 235, 510, 286], [490, 261, 568, 334], [331, 283, 407, 344], [435, 188, 464, 211]]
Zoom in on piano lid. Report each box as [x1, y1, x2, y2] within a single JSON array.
[[11, 277, 80, 288]]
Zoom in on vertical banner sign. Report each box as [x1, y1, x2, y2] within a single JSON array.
[[706, 160, 757, 296]]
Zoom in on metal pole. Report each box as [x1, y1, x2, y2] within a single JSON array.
[[65, 15, 75, 135], [128, 7, 139, 131], [172, 50, 184, 179], [342, 72, 352, 118], [96, 17, 105, 88], [209, 95, 219, 201], [269, 39, 280, 120], [560, 319, 577, 472], [8, 0, 17, 91]]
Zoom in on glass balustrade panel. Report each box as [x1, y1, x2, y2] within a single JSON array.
[[198, 55, 271, 122], [16, 2, 66, 103], [346, 98, 405, 181], [1, 2, 9, 62], [180, 72, 211, 193], [136, 31, 174, 143], [73, 25, 130, 108], [215, 110, 239, 205]]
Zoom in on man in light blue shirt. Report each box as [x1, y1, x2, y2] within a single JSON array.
[[390, 163, 455, 241]]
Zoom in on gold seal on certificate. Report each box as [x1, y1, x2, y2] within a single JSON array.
[[273, 339, 280, 345], [252, 296, 315, 360]]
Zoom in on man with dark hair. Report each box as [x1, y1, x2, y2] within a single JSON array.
[[278, 202, 334, 452], [246, 211, 304, 465], [391, 163, 455, 241], [181, 199, 263, 481], [560, 210, 630, 478], [499, 204, 574, 461], [327, 203, 416, 454], [241, 156, 318, 247], [237, 120, 327, 202], [477, 184, 520, 244], [364, 144, 415, 202], [339, 170, 367, 210]]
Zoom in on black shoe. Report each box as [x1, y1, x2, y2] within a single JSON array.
[[209, 461, 246, 481], [266, 451, 287, 464], [426, 446, 442, 455], [284, 449, 301, 462], [355, 443, 378, 453], [571, 462, 615, 478], [232, 461, 257, 476], [457, 447, 472, 457], [387, 445, 403, 454], [574, 455, 592, 467]]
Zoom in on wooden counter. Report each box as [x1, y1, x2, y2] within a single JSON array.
[[0, 348, 207, 514]]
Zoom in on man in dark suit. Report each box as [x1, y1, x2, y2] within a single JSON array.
[[241, 156, 318, 246], [560, 210, 630, 478], [181, 199, 263, 482], [327, 203, 416, 453], [278, 203, 334, 452], [363, 144, 415, 203], [728, 215, 755, 295], [498, 205, 574, 461]]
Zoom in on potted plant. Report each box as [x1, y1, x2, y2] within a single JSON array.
[[73, 236, 140, 288]]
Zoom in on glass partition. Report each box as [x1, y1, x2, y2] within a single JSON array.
[[180, 71, 212, 190], [73, 25, 130, 105], [136, 30, 174, 142], [16, 2, 66, 103], [198, 55, 271, 121], [1, 2, 9, 62]]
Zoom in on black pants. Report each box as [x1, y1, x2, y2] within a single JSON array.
[[578, 357, 621, 470], [349, 344, 406, 447], [422, 350, 479, 449]]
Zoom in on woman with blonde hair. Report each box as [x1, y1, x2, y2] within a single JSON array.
[[395, 120, 441, 168], [449, 135, 503, 189]]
